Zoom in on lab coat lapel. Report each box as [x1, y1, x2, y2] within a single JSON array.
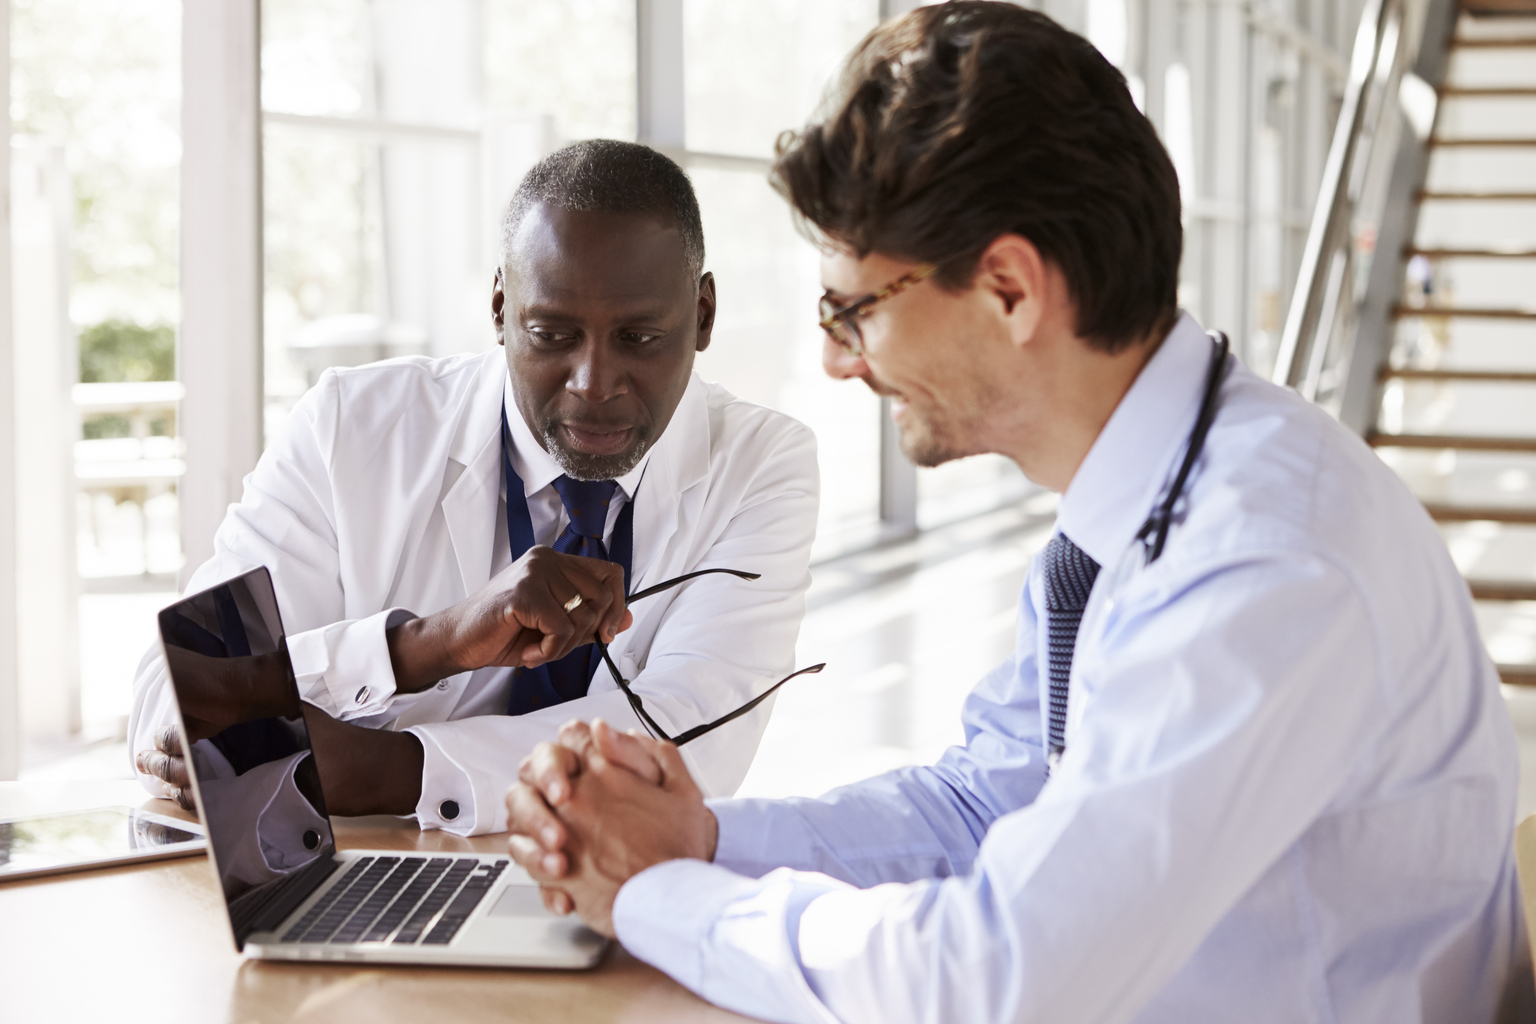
[[440, 353, 508, 598], [627, 374, 711, 594]]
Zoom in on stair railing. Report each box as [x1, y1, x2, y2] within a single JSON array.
[[1271, 0, 1457, 429]]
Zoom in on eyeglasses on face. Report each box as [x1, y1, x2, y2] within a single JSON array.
[[818, 263, 938, 357], [592, 568, 824, 747]]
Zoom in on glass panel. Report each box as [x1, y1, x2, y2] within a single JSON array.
[[917, 456, 1031, 531], [11, 0, 182, 754], [689, 166, 881, 541], [683, 0, 879, 158], [260, 0, 374, 119], [484, 0, 637, 143], [262, 0, 549, 441]]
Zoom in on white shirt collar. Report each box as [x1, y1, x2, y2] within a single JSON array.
[[501, 373, 650, 501], [1054, 311, 1215, 569]]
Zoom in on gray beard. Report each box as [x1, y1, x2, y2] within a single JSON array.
[[540, 422, 652, 482]]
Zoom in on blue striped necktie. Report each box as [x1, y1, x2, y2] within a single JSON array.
[[1042, 532, 1100, 769]]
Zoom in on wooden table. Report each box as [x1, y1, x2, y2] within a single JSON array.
[[0, 781, 758, 1024]]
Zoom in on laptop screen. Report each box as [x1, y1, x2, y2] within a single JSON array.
[[158, 566, 338, 948]]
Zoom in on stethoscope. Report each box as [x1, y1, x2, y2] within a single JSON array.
[[1133, 331, 1232, 565]]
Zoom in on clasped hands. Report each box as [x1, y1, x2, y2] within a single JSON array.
[[505, 718, 719, 936]]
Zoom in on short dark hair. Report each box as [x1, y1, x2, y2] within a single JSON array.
[[502, 139, 706, 280], [771, 1, 1181, 352]]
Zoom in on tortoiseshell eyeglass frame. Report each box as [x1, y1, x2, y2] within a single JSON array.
[[817, 263, 939, 357]]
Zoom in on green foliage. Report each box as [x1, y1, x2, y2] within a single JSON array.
[[81, 414, 131, 440], [78, 319, 175, 384]]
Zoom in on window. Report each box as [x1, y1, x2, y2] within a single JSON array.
[[10, 0, 182, 766]]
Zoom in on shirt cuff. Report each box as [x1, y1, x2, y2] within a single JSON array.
[[285, 607, 416, 719], [255, 752, 335, 872], [406, 720, 500, 836], [613, 859, 761, 992], [614, 859, 845, 1024], [708, 797, 813, 878]]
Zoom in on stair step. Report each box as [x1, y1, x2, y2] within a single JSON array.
[[1460, 0, 1536, 12], [1425, 502, 1536, 524], [1458, 0, 1536, 12], [1440, 87, 1536, 97], [1383, 368, 1536, 382], [1370, 432, 1536, 452], [1450, 37, 1536, 47], [1470, 580, 1536, 601], [1501, 665, 1536, 687], [1430, 137, 1536, 146], [1419, 190, 1536, 200], [1392, 305, 1536, 319], [1407, 246, 1536, 258]]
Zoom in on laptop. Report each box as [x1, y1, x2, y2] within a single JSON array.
[[158, 565, 606, 968]]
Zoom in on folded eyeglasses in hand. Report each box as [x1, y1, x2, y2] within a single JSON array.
[[592, 568, 824, 747]]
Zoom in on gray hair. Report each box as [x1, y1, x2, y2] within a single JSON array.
[[501, 139, 706, 281]]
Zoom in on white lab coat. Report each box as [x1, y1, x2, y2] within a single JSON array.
[[130, 349, 819, 834]]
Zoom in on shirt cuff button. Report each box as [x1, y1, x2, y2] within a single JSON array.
[[440, 800, 460, 821], [355, 685, 370, 704], [302, 829, 320, 851]]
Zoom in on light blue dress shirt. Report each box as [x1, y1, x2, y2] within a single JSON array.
[[612, 313, 1527, 1024]]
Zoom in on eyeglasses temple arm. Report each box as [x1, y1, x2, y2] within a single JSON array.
[[593, 638, 673, 742], [670, 663, 826, 748], [625, 567, 761, 606]]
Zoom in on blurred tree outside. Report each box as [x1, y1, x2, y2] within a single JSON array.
[[78, 320, 176, 439], [12, 0, 180, 444], [78, 320, 175, 384]]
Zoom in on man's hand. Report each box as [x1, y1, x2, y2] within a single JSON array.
[[387, 546, 633, 694], [135, 724, 196, 812], [508, 720, 666, 883], [505, 719, 719, 935]]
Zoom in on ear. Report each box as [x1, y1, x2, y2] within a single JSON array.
[[975, 234, 1048, 350], [492, 269, 507, 347], [694, 272, 717, 353]]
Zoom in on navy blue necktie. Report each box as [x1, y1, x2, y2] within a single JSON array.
[[506, 475, 624, 714], [550, 476, 618, 562], [1042, 532, 1100, 768], [502, 404, 636, 715]]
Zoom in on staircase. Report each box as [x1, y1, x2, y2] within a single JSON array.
[[1271, 0, 1536, 687], [1366, 4, 1536, 685]]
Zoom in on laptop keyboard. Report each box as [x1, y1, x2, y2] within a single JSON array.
[[278, 855, 508, 947]]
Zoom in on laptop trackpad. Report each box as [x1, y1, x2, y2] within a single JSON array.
[[490, 885, 555, 918]]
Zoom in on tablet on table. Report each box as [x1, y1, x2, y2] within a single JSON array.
[[0, 805, 206, 882]]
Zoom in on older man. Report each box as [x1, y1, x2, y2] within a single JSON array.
[[131, 140, 818, 835], [506, 6, 1527, 1023]]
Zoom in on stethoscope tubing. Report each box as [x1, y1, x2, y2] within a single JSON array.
[[1139, 331, 1232, 564]]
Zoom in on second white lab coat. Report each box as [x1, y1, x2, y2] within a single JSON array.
[[130, 349, 819, 834]]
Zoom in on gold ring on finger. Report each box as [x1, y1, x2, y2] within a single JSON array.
[[563, 594, 583, 613]]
